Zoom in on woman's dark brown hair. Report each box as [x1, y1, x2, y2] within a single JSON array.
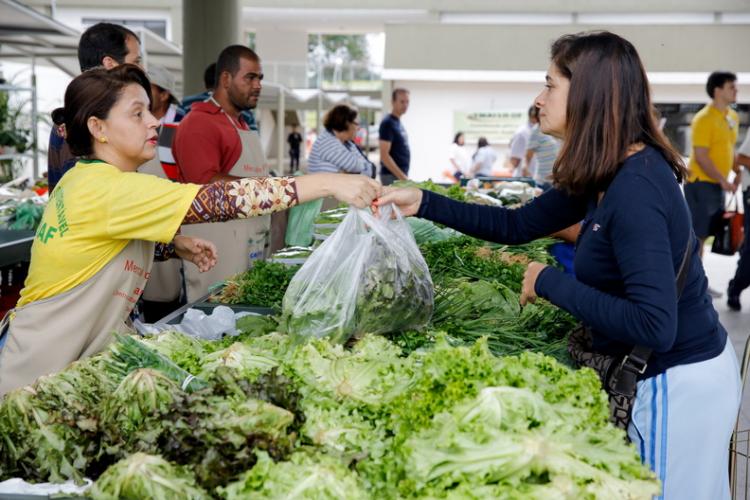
[[323, 104, 358, 133], [550, 31, 687, 195], [52, 64, 152, 156]]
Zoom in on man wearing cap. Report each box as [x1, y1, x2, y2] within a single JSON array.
[[148, 64, 185, 125], [138, 64, 185, 321]]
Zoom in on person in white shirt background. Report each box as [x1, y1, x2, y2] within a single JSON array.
[[470, 137, 497, 177], [508, 105, 539, 177], [448, 132, 471, 181]]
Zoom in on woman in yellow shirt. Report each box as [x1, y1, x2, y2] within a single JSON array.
[[0, 65, 381, 395]]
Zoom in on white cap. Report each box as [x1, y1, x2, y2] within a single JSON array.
[[146, 64, 178, 101]]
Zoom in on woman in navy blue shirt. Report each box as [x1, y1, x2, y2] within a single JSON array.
[[379, 32, 740, 500]]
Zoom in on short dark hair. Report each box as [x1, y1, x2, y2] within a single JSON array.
[[529, 105, 540, 120], [392, 88, 409, 101], [78, 23, 139, 72], [549, 31, 686, 195], [216, 45, 260, 82], [477, 137, 489, 148], [203, 62, 217, 90], [55, 64, 152, 156], [706, 71, 737, 98], [324, 104, 359, 133]]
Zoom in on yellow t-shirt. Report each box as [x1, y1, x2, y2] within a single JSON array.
[[687, 104, 739, 183], [18, 160, 200, 306]]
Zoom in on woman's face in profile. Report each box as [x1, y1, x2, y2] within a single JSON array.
[[535, 63, 569, 140]]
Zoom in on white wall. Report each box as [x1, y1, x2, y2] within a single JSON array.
[[254, 28, 308, 87], [394, 78, 750, 182], [54, 7, 174, 39]]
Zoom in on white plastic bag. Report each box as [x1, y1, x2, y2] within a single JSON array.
[[281, 204, 433, 343], [134, 306, 256, 340]]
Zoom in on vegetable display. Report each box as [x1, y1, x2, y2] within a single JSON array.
[[0, 330, 658, 499], [0, 182, 659, 498]]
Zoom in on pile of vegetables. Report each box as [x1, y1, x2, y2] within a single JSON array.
[[210, 261, 300, 310], [0, 332, 659, 498]]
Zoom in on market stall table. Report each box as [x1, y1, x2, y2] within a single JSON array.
[[0, 230, 34, 316], [0, 230, 34, 268]]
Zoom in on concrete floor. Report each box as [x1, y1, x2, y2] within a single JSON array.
[[702, 250, 749, 499]]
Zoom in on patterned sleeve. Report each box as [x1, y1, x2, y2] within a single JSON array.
[[154, 242, 177, 261], [182, 176, 299, 224]]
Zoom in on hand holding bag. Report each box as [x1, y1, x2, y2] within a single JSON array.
[[711, 194, 744, 256]]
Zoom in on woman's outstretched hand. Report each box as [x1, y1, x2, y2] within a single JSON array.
[[374, 187, 423, 217], [330, 174, 383, 209]]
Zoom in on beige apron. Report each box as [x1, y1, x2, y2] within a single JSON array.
[[139, 154, 183, 302], [181, 111, 269, 302], [0, 240, 154, 395]]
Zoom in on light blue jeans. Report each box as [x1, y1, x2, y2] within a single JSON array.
[[628, 339, 742, 499]]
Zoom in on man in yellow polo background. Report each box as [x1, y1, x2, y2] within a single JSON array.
[[685, 71, 740, 298]]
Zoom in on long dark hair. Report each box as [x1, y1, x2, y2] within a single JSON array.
[[53, 64, 152, 156], [550, 31, 686, 195], [473, 137, 489, 161]]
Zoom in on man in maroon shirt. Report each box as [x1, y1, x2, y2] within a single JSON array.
[[173, 46, 269, 301], [173, 47, 263, 183]]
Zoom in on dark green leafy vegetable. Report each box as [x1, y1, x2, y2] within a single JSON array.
[[158, 394, 295, 489], [210, 260, 299, 309], [393, 179, 467, 202], [429, 278, 576, 362]]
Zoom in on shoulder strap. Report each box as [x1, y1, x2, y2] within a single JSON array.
[[675, 231, 694, 300], [615, 230, 694, 385]]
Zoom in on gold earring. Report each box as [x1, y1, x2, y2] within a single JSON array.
[[98, 136, 108, 144]]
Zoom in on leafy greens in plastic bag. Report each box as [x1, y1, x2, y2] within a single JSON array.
[[281, 204, 433, 343]]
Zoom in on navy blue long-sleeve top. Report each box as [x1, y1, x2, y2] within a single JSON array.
[[418, 146, 726, 379]]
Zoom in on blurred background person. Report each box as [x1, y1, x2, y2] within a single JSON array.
[[287, 125, 303, 172], [308, 104, 375, 177], [508, 105, 538, 177], [469, 137, 497, 178], [379, 88, 410, 185], [447, 131, 471, 182], [524, 106, 560, 191]]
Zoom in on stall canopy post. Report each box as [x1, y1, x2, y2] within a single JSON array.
[[31, 56, 38, 179], [316, 91, 323, 135], [277, 89, 285, 174]]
